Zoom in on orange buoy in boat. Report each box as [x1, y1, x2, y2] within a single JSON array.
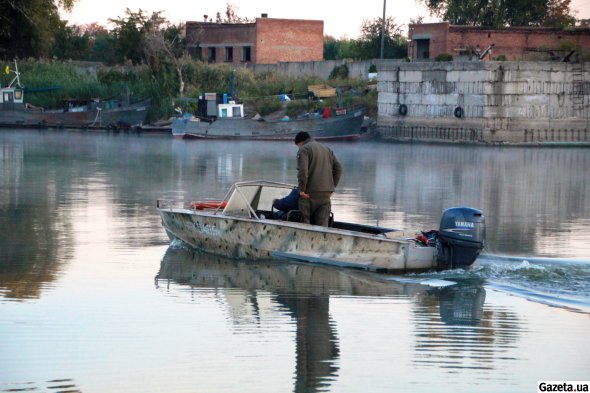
[[189, 200, 228, 210]]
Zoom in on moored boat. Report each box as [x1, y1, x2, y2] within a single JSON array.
[[0, 61, 149, 129], [157, 181, 486, 274], [171, 98, 366, 140]]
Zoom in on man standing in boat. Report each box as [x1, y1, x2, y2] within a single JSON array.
[[294, 131, 343, 226]]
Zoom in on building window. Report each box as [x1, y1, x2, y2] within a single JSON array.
[[243, 46, 251, 62], [208, 47, 216, 63], [225, 47, 233, 62], [191, 46, 202, 60]]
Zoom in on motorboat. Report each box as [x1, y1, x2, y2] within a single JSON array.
[[157, 181, 485, 274]]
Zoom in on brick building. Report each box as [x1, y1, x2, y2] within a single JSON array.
[[408, 22, 590, 60], [185, 15, 324, 65]]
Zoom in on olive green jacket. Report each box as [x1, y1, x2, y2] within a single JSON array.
[[297, 139, 343, 194]]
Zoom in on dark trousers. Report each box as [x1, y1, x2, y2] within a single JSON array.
[[299, 192, 332, 226]]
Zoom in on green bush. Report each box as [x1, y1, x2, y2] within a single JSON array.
[[494, 55, 508, 61], [434, 53, 453, 61], [329, 64, 349, 79], [249, 96, 282, 116], [285, 99, 322, 117]]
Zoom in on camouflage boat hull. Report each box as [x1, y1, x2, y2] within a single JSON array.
[[158, 207, 437, 274]]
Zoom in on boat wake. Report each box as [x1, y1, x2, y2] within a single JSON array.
[[413, 254, 590, 313]]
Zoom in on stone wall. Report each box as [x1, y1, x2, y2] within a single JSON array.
[[251, 59, 376, 80], [376, 60, 590, 145]]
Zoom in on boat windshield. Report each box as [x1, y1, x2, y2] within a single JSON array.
[[223, 182, 294, 218]]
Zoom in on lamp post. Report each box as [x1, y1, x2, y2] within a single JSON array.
[[380, 0, 386, 59]]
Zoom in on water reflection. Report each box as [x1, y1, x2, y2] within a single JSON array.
[[412, 281, 521, 371], [437, 284, 486, 326], [157, 246, 433, 392], [155, 246, 515, 389], [0, 141, 74, 299]]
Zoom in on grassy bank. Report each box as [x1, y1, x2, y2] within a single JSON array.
[[0, 59, 377, 123]]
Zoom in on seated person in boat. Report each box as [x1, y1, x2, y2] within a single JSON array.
[[272, 187, 299, 220]]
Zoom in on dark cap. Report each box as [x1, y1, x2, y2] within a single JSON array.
[[294, 131, 311, 144]]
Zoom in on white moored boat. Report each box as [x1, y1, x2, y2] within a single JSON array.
[[157, 181, 485, 274]]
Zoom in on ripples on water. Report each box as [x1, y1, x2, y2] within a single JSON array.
[[477, 256, 590, 312], [0, 379, 81, 393], [414, 255, 590, 313]]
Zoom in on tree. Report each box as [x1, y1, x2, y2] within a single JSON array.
[[323, 18, 408, 61], [0, 0, 77, 58], [354, 17, 408, 59], [49, 20, 115, 62], [420, 0, 576, 28], [410, 16, 425, 25], [215, 2, 253, 23], [324, 36, 356, 60], [80, 23, 115, 63], [109, 9, 150, 64], [187, 24, 205, 60], [51, 22, 89, 60], [543, 0, 576, 27], [143, 12, 189, 97]]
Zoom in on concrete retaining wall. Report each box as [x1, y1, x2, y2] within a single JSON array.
[[251, 59, 376, 80], [376, 60, 590, 145]]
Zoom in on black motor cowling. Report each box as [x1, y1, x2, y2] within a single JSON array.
[[436, 207, 485, 269]]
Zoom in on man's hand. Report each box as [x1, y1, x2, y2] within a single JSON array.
[[299, 191, 310, 199]]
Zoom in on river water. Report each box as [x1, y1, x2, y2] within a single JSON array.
[[1, 130, 589, 393]]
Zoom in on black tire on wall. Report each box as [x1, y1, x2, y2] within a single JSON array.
[[398, 104, 408, 116]]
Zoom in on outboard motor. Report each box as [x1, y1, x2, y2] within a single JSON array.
[[436, 207, 485, 269]]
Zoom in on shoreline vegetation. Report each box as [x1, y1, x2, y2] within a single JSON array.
[[0, 59, 377, 124], [2, 3, 580, 129]]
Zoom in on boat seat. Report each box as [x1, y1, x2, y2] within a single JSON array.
[[255, 210, 274, 219], [284, 210, 334, 226], [285, 210, 303, 223]]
